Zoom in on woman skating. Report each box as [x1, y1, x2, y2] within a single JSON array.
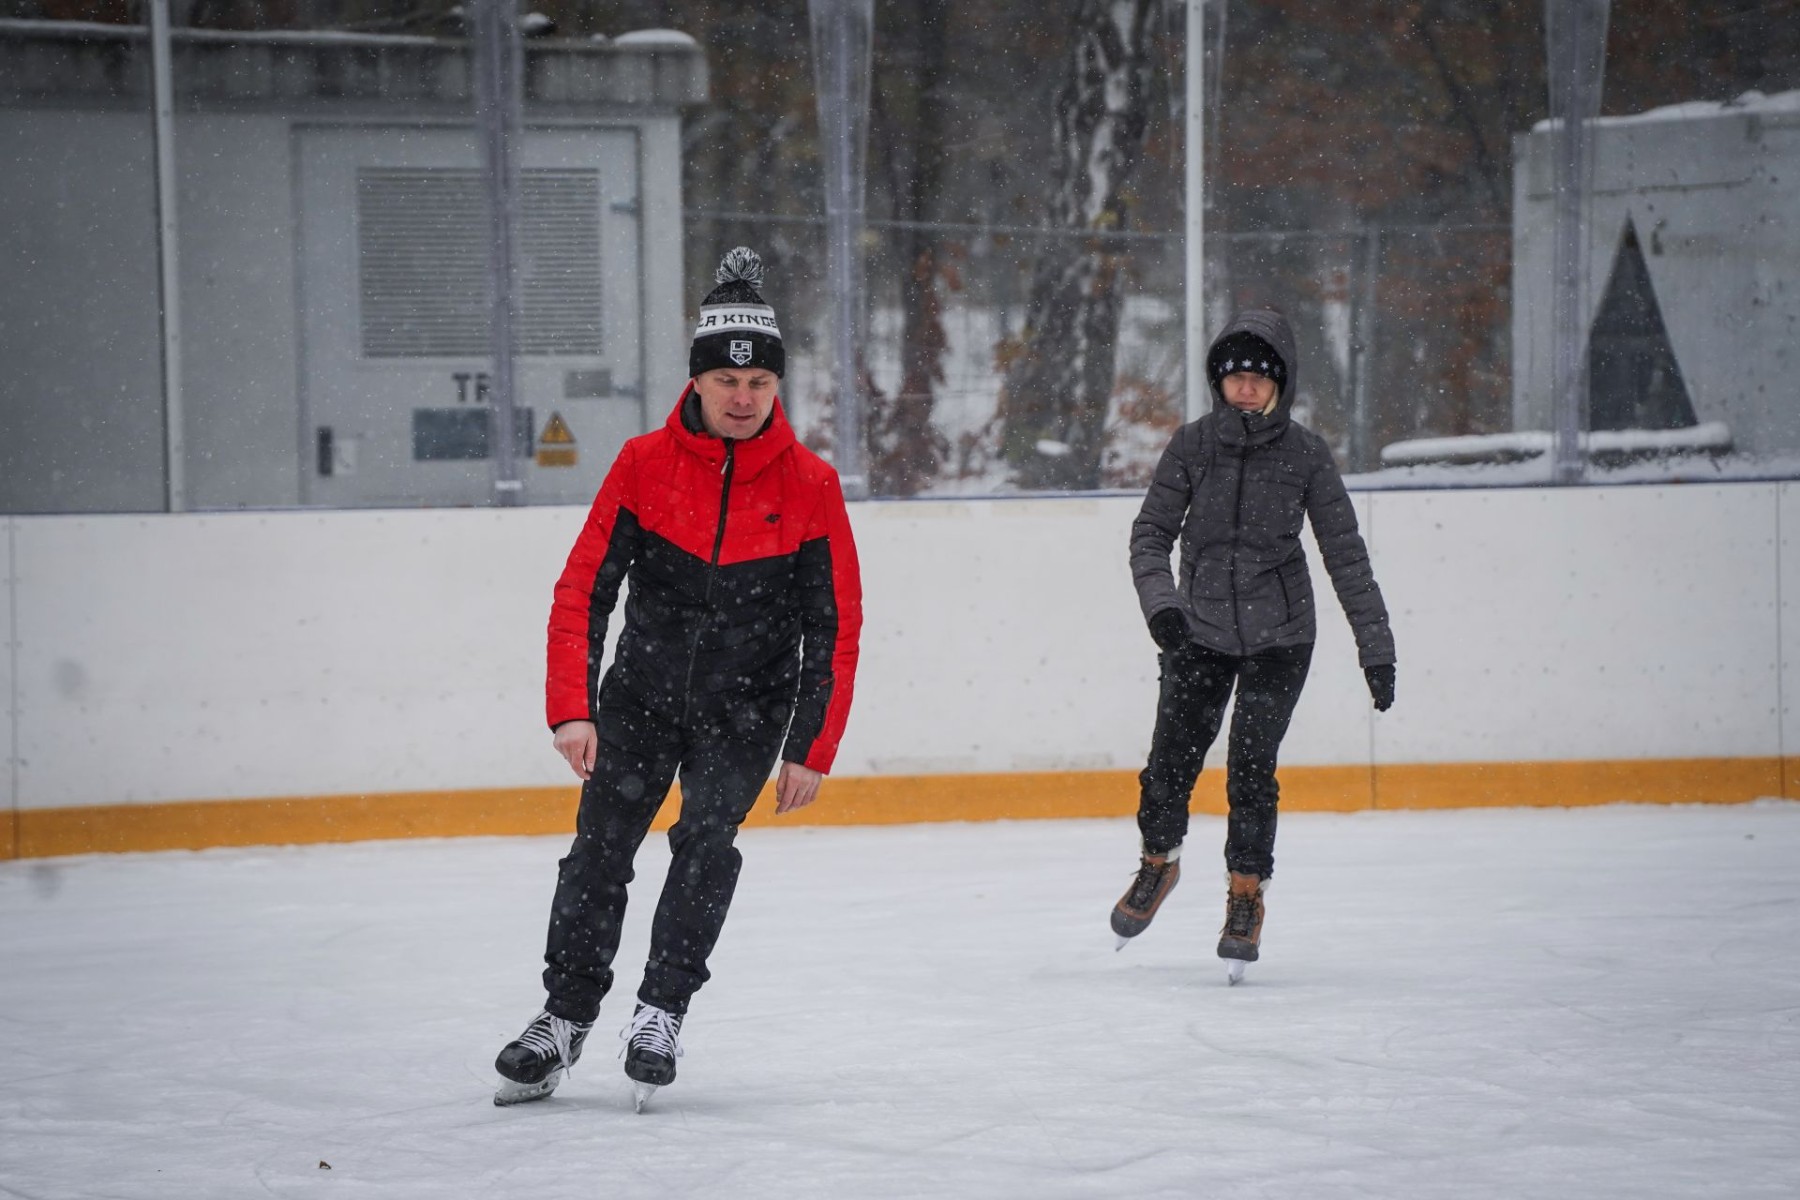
[[1111, 307, 1396, 982]]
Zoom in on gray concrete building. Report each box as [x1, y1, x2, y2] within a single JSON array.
[[0, 20, 706, 512], [1512, 91, 1800, 457]]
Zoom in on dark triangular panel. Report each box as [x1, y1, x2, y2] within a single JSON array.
[[1587, 219, 1698, 431]]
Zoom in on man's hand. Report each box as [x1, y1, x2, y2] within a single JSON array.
[[774, 761, 823, 814], [552, 720, 598, 780]]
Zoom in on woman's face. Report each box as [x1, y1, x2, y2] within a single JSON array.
[[1221, 371, 1279, 414]]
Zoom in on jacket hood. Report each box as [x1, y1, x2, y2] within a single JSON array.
[[1209, 308, 1299, 407], [1207, 308, 1299, 446], [665, 384, 796, 480]]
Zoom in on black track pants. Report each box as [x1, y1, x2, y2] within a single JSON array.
[[1136, 641, 1313, 879], [541, 684, 784, 1022]]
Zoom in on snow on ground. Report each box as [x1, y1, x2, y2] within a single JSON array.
[[3, 803, 1798, 1199]]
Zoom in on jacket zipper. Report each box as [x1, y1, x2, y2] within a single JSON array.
[[1229, 429, 1248, 656], [681, 441, 737, 725]]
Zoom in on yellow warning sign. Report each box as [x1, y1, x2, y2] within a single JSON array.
[[537, 411, 577, 467], [539, 412, 576, 445]]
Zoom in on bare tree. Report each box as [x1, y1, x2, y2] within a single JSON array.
[[996, 0, 1161, 490], [866, 0, 951, 495]]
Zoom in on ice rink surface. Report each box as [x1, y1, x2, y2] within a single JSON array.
[[3, 803, 1798, 1199]]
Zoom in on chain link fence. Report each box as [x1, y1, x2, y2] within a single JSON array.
[[688, 211, 1511, 493]]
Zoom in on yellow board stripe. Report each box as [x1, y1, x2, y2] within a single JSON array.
[[1372, 758, 1784, 810], [4, 758, 1789, 860]]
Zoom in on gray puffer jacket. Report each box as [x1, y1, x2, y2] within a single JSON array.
[[1130, 308, 1395, 667]]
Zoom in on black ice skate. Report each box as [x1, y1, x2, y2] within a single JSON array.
[[1110, 846, 1181, 950], [620, 1002, 685, 1112], [1217, 871, 1267, 985], [492, 1011, 591, 1106]]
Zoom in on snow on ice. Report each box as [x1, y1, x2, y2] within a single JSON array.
[[3, 803, 1798, 1198]]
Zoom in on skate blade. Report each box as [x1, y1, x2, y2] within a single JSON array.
[[493, 1069, 563, 1106], [631, 1081, 659, 1113], [1114, 934, 1130, 952], [1225, 960, 1247, 986]]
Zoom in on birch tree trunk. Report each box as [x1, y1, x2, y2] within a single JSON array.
[[998, 0, 1160, 489]]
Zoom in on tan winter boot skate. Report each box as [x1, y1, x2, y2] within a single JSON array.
[[1110, 846, 1181, 949], [1217, 871, 1266, 984]]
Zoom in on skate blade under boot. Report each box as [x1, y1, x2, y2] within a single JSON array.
[[1217, 933, 1261, 984], [625, 1057, 676, 1113], [1219, 939, 1257, 984], [493, 1068, 564, 1106], [1110, 907, 1150, 950]]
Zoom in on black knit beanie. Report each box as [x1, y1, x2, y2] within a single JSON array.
[[689, 247, 786, 379], [1206, 330, 1287, 396]]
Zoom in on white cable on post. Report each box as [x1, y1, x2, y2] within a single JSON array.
[[149, 0, 186, 511], [1184, 0, 1206, 423], [809, 0, 873, 499], [472, 0, 526, 507], [1546, 0, 1611, 485]]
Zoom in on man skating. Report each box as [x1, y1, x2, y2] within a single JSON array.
[[494, 248, 862, 1107]]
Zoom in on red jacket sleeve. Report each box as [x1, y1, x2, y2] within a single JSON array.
[[545, 442, 641, 729], [782, 471, 862, 773]]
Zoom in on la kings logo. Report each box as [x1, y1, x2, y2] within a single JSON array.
[[729, 340, 754, 366]]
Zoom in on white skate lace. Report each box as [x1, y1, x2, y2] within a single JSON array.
[[518, 1012, 588, 1073], [621, 1005, 685, 1062]]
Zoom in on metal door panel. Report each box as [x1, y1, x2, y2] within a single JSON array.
[[295, 124, 642, 507]]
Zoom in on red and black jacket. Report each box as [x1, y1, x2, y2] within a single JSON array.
[[546, 388, 862, 774]]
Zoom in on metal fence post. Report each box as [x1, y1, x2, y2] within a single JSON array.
[[149, 0, 186, 512], [809, 0, 874, 499], [472, 0, 526, 506], [1546, 0, 1611, 485], [1349, 226, 1380, 472], [1184, 0, 1207, 423]]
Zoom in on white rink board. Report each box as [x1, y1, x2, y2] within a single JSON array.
[[1284, 490, 1377, 765], [843, 497, 1149, 776], [8, 511, 583, 808], [2, 481, 1790, 811], [1, 520, 14, 810], [1371, 484, 1782, 764], [1779, 482, 1800, 763]]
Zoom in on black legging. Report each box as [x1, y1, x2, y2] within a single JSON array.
[[1136, 641, 1313, 879], [541, 679, 785, 1022]]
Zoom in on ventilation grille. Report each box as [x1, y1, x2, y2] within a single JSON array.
[[356, 168, 605, 358]]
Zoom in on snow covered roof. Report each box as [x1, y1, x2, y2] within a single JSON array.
[[609, 29, 700, 49], [1346, 420, 1800, 488], [1532, 88, 1800, 132], [0, 17, 707, 108], [1380, 423, 1734, 468]]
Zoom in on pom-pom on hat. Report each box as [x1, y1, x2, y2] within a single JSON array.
[[1206, 330, 1287, 396], [689, 247, 785, 379]]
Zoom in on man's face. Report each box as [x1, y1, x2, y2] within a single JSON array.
[[694, 367, 779, 439], [1221, 371, 1279, 414]]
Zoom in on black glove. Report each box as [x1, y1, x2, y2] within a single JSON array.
[[1365, 664, 1396, 712], [1148, 609, 1188, 652]]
